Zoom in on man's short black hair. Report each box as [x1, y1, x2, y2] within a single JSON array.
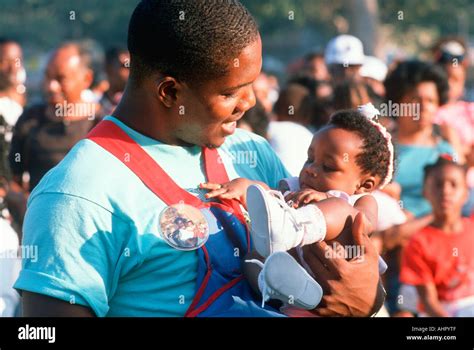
[[384, 60, 449, 106], [127, 0, 259, 85]]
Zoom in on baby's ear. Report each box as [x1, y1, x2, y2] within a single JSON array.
[[355, 176, 377, 194]]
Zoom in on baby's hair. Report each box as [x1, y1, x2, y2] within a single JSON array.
[[328, 108, 394, 188], [423, 154, 468, 182]]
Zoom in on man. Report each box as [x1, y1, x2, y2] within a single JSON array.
[[325, 34, 365, 84], [100, 47, 130, 116], [8, 42, 99, 192], [16, 0, 383, 317]]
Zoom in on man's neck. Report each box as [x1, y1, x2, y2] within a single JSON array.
[[113, 87, 182, 145]]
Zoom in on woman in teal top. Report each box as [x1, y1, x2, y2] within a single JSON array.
[[385, 60, 456, 218]]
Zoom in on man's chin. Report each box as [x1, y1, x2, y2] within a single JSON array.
[[204, 136, 226, 149]]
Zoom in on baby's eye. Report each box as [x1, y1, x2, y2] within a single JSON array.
[[322, 164, 336, 172], [305, 158, 313, 165]]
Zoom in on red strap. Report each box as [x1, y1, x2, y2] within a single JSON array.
[[87, 120, 206, 208], [203, 148, 244, 217]]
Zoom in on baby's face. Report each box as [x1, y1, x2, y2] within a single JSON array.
[[299, 126, 371, 194]]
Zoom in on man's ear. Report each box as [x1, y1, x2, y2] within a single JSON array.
[[355, 176, 377, 194], [156, 76, 180, 108]]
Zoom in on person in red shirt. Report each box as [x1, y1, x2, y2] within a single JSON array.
[[400, 155, 474, 316]]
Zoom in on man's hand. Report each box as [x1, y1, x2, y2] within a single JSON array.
[[200, 178, 268, 207], [302, 212, 382, 316]]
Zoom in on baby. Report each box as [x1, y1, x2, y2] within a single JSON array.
[[201, 103, 393, 311]]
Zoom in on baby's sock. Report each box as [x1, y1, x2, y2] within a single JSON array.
[[295, 204, 327, 246]]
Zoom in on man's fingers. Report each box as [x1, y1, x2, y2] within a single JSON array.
[[351, 212, 375, 257], [310, 240, 346, 272], [352, 212, 366, 247], [312, 306, 334, 317], [205, 188, 227, 198], [200, 182, 222, 190], [300, 243, 335, 282], [219, 190, 238, 199]]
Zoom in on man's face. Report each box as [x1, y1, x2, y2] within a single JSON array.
[[424, 164, 468, 219], [43, 46, 93, 106], [0, 42, 23, 89], [299, 126, 373, 195], [329, 64, 362, 84], [172, 37, 262, 148]]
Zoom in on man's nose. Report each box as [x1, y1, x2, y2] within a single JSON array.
[[238, 85, 256, 113]]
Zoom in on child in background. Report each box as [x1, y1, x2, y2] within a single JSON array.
[[400, 155, 474, 316], [201, 103, 393, 311]]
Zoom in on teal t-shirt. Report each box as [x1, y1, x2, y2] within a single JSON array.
[[14, 116, 289, 317], [395, 140, 454, 218]]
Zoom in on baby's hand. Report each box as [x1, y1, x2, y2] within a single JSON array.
[[200, 178, 255, 206], [284, 189, 329, 208]]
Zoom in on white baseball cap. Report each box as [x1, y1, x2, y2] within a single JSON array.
[[325, 34, 365, 65], [360, 56, 388, 82]]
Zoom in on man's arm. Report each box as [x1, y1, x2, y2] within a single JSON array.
[[22, 291, 95, 317]]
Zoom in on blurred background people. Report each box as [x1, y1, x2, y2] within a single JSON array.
[[100, 46, 130, 116], [325, 34, 365, 84], [0, 38, 25, 181], [6, 42, 100, 230]]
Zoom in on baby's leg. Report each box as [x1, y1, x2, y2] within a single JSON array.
[[247, 184, 376, 257], [308, 194, 378, 246]]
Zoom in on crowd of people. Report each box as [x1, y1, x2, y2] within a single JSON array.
[[0, 0, 473, 317]]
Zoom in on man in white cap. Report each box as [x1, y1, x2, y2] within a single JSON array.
[[324, 34, 365, 83]]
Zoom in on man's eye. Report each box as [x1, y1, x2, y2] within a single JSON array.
[[223, 92, 237, 99]]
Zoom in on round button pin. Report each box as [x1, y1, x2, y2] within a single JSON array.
[[158, 203, 210, 251]]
